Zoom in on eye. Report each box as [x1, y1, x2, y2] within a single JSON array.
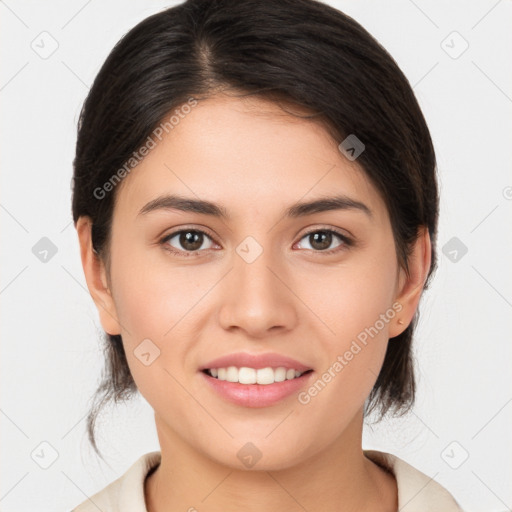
[[160, 226, 353, 258], [295, 228, 352, 254], [160, 228, 217, 257]]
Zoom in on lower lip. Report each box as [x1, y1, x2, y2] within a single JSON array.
[[200, 371, 314, 408]]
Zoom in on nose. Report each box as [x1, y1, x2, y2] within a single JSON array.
[[217, 244, 299, 338]]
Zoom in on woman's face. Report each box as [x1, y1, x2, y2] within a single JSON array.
[[87, 94, 414, 469]]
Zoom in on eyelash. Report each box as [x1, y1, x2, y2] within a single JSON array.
[[159, 226, 354, 258]]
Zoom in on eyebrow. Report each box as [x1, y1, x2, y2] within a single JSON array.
[[137, 193, 372, 220]]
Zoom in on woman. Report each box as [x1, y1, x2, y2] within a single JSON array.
[[71, 0, 464, 510]]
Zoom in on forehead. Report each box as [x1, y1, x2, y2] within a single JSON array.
[[113, 94, 386, 224]]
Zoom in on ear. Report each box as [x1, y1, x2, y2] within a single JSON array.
[[388, 226, 432, 338], [75, 216, 122, 336]]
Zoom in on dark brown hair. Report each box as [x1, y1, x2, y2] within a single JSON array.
[[71, 0, 438, 458]]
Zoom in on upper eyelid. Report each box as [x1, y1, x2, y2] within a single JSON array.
[[162, 225, 352, 248], [161, 225, 219, 244], [300, 226, 351, 239]]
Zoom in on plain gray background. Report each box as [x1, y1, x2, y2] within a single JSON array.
[[1, 1, 511, 511]]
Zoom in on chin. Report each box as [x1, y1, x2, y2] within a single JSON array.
[[202, 437, 316, 472]]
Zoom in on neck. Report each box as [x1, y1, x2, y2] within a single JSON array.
[[145, 410, 397, 512]]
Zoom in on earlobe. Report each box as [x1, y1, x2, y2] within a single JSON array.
[[389, 226, 432, 339], [75, 216, 122, 336]]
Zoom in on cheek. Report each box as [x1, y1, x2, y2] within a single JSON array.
[[107, 241, 198, 397], [297, 243, 398, 409], [302, 243, 399, 345], [110, 273, 195, 419], [109, 233, 199, 339]]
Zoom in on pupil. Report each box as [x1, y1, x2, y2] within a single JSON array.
[[311, 231, 331, 250], [181, 231, 202, 251], [177, 231, 333, 252]]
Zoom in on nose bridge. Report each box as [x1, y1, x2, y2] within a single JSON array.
[[218, 236, 297, 335]]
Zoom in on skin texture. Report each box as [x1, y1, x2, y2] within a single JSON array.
[[76, 93, 431, 512]]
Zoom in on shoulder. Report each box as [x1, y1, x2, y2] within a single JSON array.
[[364, 449, 465, 512], [71, 451, 161, 512]]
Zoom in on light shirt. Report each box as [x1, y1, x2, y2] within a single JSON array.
[[72, 450, 464, 511]]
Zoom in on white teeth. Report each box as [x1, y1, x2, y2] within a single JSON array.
[[207, 366, 307, 385], [274, 367, 286, 382], [226, 366, 238, 382], [256, 367, 274, 385], [239, 367, 256, 384]]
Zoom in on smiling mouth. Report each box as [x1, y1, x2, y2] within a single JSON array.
[[202, 366, 314, 385]]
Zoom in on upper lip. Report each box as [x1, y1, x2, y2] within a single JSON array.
[[199, 352, 313, 372]]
